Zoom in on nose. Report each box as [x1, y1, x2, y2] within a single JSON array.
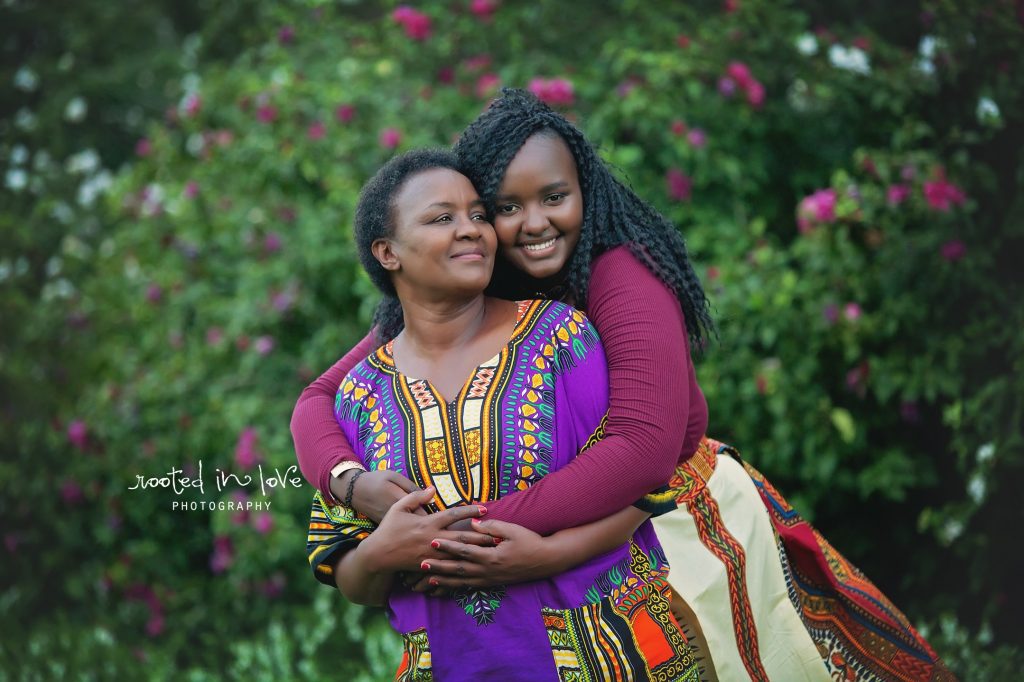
[[522, 204, 549, 236], [454, 212, 484, 240]]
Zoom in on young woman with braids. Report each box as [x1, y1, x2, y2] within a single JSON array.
[[296, 91, 953, 681]]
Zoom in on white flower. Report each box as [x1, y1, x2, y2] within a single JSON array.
[[976, 442, 995, 464], [967, 473, 986, 505], [14, 66, 38, 91], [828, 44, 871, 75], [33, 150, 51, 172], [914, 57, 936, 77], [10, 145, 28, 165], [186, 132, 205, 157], [5, 168, 27, 191], [66, 149, 100, 175], [939, 519, 964, 545], [64, 97, 88, 123], [14, 108, 37, 131], [45, 256, 62, 278], [52, 202, 74, 225], [795, 33, 818, 56], [918, 36, 938, 59], [77, 170, 112, 207], [976, 97, 1000, 122]]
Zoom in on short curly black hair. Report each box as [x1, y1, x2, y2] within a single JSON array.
[[354, 148, 462, 340], [453, 88, 714, 349]]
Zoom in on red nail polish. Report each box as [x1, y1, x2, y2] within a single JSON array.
[[429, 578, 439, 587], [421, 561, 430, 571], [478, 506, 487, 514], [430, 540, 440, 549], [471, 518, 481, 525], [493, 537, 502, 545]]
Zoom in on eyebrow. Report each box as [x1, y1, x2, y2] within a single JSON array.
[[494, 180, 570, 201], [421, 199, 486, 212]]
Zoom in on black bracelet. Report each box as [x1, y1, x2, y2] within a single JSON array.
[[342, 469, 366, 508]]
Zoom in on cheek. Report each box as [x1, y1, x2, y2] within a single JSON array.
[[493, 217, 520, 248]]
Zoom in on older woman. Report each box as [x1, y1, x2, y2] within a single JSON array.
[[305, 148, 700, 681]]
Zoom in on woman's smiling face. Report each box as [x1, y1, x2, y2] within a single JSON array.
[[492, 132, 583, 282]]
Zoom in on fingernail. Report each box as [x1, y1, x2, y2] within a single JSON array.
[[420, 561, 430, 571], [429, 578, 439, 587], [471, 518, 481, 525], [493, 537, 502, 545], [477, 506, 487, 514], [430, 540, 440, 549]]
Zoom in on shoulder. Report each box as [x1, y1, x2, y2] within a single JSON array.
[[518, 300, 601, 372], [588, 244, 681, 309]]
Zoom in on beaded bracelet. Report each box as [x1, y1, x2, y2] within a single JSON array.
[[342, 469, 366, 508]]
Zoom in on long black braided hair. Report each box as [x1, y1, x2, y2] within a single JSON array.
[[355, 148, 464, 342], [453, 88, 714, 350]]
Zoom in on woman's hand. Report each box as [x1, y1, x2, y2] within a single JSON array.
[[330, 469, 421, 524], [410, 518, 565, 591], [360, 488, 496, 574]]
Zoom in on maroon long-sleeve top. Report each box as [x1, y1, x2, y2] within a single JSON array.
[[290, 245, 708, 535]]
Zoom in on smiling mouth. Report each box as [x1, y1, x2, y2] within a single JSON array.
[[522, 238, 557, 252]]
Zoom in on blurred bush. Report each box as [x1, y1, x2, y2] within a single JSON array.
[[1, 0, 1021, 678]]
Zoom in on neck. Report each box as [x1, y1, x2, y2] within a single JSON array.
[[396, 294, 490, 355]]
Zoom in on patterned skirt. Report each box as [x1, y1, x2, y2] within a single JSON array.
[[645, 438, 956, 682]]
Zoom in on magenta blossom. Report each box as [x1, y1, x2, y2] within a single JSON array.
[[686, 128, 707, 148], [61, 479, 84, 504], [475, 73, 501, 99], [887, 184, 910, 206], [146, 284, 163, 303], [923, 179, 966, 211], [796, 188, 837, 233], [823, 303, 840, 325], [264, 232, 283, 253], [183, 93, 202, 118], [252, 512, 274, 535], [941, 239, 967, 262], [379, 127, 402, 149], [844, 302, 862, 322], [746, 80, 766, 107], [726, 61, 753, 89], [469, 0, 498, 22], [666, 169, 692, 202], [254, 335, 275, 356], [234, 427, 260, 470], [146, 614, 165, 638], [671, 120, 687, 136], [67, 419, 88, 449], [210, 535, 234, 574], [335, 104, 355, 123], [717, 77, 737, 97], [135, 138, 152, 157], [463, 54, 492, 72], [676, 35, 691, 49], [256, 104, 277, 124], [392, 6, 432, 40], [528, 77, 575, 107], [205, 327, 224, 346], [307, 121, 326, 140], [183, 181, 199, 199], [278, 25, 295, 45]]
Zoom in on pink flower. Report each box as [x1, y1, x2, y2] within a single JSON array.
[[941, 239, 967, 262], [469, 0, 498, 22], [256, 104, 277, 124], [254, 335, 275, 356], [234, 427, 260, 470], [271, 288, 296, 313], [135, 138, 152, 157], [726, 61, 753, 89], [61, 480, 84, 504], [923, 179, 966, 211], [746, 80, 765, 107], [846, 361, 870, 396], [183, 181, 199, 199], [437, 66, 455, 84], [146, 613, 165, 638], [183, 93, 202, 118], [823, 303, 840, 325], [264, 232, 283, 253], [205, 327, 223, 346], [392, 6, 432, 40], [252, 512, 274, 535], [724, 0, 740, 12], [900, 164, 916, 181], [335, 104, 355, 123], [463, 54, 492, 72], [796, 188, 837, 233], [706, 266, 720, 281], [717, 77, 737, 97], [676, 35, 691, 48], [210, 535, 234, 573], [666, 168, 692, 202], [67, 420, 88, 449], [231, 491, 250, 526], [686, 128, 707, 148], [307, 121, 326, 140], [528, 77, 575, 107], [886, 184, 910, 206], [146, 284, 163, 303], [379, 127, 402, 149], [844, 302, 862, 322], [278, 25, 295, 45], [671, 120, 687, 136], [475, 73, 501, 99]]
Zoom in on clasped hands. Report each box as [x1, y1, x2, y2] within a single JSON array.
[[347, 470, 560, 594]]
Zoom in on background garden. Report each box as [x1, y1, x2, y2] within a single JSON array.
[[2, 0, 1022, 679]]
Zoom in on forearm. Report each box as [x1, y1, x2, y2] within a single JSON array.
[[333, 537, 394, 606], [544, 506, 650, 575]]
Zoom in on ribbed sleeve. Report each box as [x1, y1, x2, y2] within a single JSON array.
[[290, 331, 376, 499]]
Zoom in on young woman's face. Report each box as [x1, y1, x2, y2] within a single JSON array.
[[380, 168, 496, 298], [493, 133, 583, 281]]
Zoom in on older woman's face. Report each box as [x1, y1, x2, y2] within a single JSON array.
[[492, 133, 583, 281], [382, 168, 496, 299]]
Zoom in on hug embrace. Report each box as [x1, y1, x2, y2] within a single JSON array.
[[296, 89, 954, 681]]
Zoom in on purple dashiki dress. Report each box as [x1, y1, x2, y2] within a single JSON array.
[[306, 300, 700, 681]]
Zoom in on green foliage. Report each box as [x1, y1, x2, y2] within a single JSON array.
[[2, 0, 1022, 678]]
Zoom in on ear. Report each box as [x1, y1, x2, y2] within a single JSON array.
[[372, 238, 401, 272]]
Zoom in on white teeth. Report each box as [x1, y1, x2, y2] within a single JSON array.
[[523, 238, 556, 252]]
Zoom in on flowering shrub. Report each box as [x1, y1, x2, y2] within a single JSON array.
[[2, 0, 1022, 678]]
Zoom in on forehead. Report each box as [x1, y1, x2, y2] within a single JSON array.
[[393, 168, 476, 213], [504, 133, 577, 178]]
